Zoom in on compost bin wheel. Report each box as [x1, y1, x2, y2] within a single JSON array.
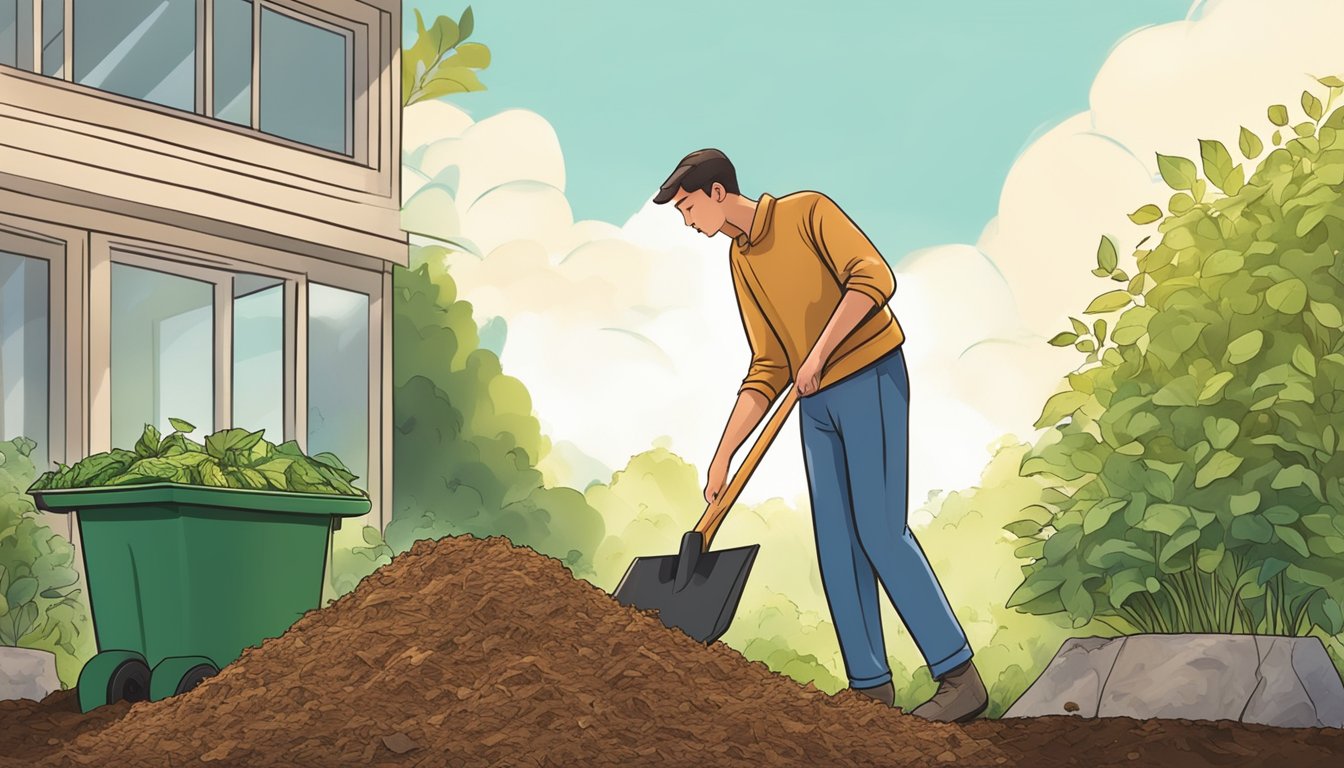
[[108, 659, 151, 704], [175, 663, 218, 695]]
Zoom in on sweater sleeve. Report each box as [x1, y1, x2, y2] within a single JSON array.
[[806, 193, 896, 308], [731, 255, 791, 402]]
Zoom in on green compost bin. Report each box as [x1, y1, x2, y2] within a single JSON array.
[[30, 482, 369, 713]]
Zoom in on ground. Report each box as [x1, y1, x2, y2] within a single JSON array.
[[3, 536, 1340, 767]]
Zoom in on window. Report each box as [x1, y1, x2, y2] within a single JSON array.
[[307, 283, 367, 489], [0, 250, 49, 470], [259, 6, 350, 154], [4, 0, 356, 156], [110, 262, 215, 450], [73, 0, 196, 112], [233, 273, 284, 442], [0, 0, 33, 70]]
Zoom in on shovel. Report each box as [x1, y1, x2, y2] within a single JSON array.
[[613, 383, 799, 644]]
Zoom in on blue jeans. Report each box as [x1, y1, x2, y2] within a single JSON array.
[[799, 345, 972, 687]]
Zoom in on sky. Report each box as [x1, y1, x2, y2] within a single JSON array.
[[398, 0, 1344, 509], [404, 0, 1190, 264]]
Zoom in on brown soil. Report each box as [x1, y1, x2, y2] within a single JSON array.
[[1, 534, 1340, 767]]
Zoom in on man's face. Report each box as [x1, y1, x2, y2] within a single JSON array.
[[672, 186, 727, 238]]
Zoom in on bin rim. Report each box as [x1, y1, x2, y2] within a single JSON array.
[[28, 482, 371, 517]]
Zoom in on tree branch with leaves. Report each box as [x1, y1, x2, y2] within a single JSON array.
[[403, 6, 491, 107]]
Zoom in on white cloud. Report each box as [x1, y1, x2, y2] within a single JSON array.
[[399, 0, 1344, 516]]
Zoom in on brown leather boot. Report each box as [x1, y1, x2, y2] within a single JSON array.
[[852, 681, 895, 706], [910, 660, 988, 723]]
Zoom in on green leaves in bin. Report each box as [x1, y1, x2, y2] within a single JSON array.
[[27, 419, 365, 497]]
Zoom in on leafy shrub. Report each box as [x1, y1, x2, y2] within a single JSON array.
[[328, 245, 607, 597], [0, 437, 94, 687], [1010, 78, 1344, 637], [30, 420, 365, 497]]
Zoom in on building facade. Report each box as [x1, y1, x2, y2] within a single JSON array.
[[0, 0, 404, 540]]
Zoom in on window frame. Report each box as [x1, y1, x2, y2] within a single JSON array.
[[13, 0, 374, 166]]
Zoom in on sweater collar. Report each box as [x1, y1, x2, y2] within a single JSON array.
[[733, 193, 776, 252]]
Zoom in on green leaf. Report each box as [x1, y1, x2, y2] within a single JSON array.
[[1128, 204, 1163, 225], [1201, 249, 1243, 277], [1272, 464, 1324, 502], [1258, 557, 1291, 586], [458, 5, 474, 40], [1318, 75, 1344, 88], [1093, 319, 1108, 345], [1035, 390, 1089, 429], [1276, 526, 1310, 558], [1152, 376, 1198, 407], [1084, 290, 1133, 315], [415, 68, 487, 101], [135, 424, 162, 458], [1294, 121, 1316, 139], [1238, 126, 1263, 159], [1006, 576, 1064, 608], [1096, 236, 1118, 273], [1227, 330, 1264, 364], [1266, 279, 1307, 314], [1291, 345, 1317, 377], [1082, 498, 1127, 535], [1195, 450, 1243, 488], [1229, 490, 1260, 516], [1203, 417, 1240, 450], [1310, 300, 1344, 329], [1199, 372, 1235, 403], [168, 418, 196, 434], [6, 576, 38, 608], [1263, 505, 1298, 525], [1302, 91, 1324, 121], [1198, 139, 1235, 192], [1138, 504, 1192, 536], [1230, 515, 1273, 544], [1159, 527, 1201, 566], [1048, 332, 1079, 347], [1156, 153, 1198, 191], [439, 42, 490, 70], [1268, 104, 1290, 126]]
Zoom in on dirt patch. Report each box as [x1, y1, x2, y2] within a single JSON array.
[[2, 534, 1341, 767]]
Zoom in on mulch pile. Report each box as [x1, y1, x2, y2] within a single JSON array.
[[1, 534, 1341, 767]]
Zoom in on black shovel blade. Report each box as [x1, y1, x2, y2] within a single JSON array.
[[612, 542, 760, 644]]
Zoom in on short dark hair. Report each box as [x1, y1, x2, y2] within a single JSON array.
[[653, 148, 739, 204]]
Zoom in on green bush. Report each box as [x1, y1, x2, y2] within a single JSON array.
[[0, 437, 94, 688], [30, 420, 366, 497], [1010, 78, 1344, 637], [329, 245, 607, 596]]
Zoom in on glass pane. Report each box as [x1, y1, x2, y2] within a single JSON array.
[[40, 0, 60, 76], [0, 251, 50, 471], [1, 0, 35, 70], [259, 7, 349, 154], [111, 262, 214, 451], [73, 0, 196, 112], [307, 283, 367, 489], [233, 274, 283, 442], [213, 0, 252, 125]]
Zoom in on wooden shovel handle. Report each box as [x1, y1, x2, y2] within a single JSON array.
[[692, 384, 800, 550]]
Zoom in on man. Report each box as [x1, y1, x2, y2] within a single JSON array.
[[653, 148, 988, 723]]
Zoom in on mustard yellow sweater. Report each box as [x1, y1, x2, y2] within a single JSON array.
[[729, 191, 905, 401]]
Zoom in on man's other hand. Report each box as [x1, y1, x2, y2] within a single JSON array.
[[704, 455, 729, 506], [797, 351, 824, 396]]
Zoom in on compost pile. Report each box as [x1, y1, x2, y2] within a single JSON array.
[[3, 535, 1343, 768]]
